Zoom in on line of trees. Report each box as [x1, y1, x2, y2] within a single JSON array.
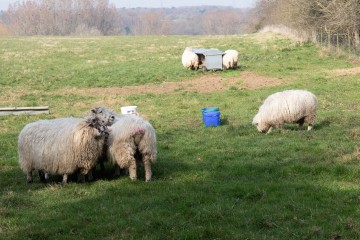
[[0, 0, 254, 36], [2, 0, 119, 35], [253, 0, 360, 49]]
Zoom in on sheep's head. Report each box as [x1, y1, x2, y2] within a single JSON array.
[[86, 116, 110, 136], [252, 115, 271, 133], [91, 106, 116, 126]]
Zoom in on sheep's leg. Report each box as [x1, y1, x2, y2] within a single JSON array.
[[114, 165, 121, 177], [143, 157, 152, 182], [62, 174, 68, 185], [77, 173, 85, 183], [128, 160, 137, 181], [297, 117, 305, 128], [38, 170, 46, 183], [100, 161, 105, 172], [87, 171, 94, 181], [27, 171, 33, 183], [266, 127, 273, 134], [44, 172, 49, 180], [305, 115, 316, 131]]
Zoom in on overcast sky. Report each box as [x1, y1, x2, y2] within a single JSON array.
[[0, 0, 258, 11]]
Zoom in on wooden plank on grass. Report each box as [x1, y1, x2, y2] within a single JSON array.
[[0, 106, 49, 116]]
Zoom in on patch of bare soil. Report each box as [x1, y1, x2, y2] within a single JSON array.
[[59, 71, 283, 96], [330, 67, 360, 75]]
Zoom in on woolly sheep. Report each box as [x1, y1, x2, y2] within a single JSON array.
[[18, 116, 109, 184], [252, 90, 317, 133], [222, 49, 238, 70], [182, 47, 199, 70], [91, 107, 157, 182]]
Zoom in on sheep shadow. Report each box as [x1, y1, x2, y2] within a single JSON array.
[[315, 120, 331, 130], [220, 117, 229, 126]]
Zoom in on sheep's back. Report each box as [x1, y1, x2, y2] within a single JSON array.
[[181, 50, 198, 67], [257, 90, 317, 124], [18, 117, 103, 175], [107, 115, 157, 164]]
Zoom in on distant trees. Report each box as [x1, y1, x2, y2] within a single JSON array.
[[1, 1, 253, 36], [128, 11, 171, 35], [3, 0, 119, 35], [201, 10, 241, 35]]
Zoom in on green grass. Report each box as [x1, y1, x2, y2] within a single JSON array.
[[0, 33, 359, 239]]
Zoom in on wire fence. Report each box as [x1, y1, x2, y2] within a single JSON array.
[[314, 30, 360, 54]]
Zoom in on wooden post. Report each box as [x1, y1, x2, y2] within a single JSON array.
[[320, 31, 323, 46], [0, 106, 49, 116]]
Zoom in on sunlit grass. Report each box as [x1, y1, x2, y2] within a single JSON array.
[[0, 33, 359, 239]]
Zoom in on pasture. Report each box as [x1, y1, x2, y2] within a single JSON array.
[[0, 33, 359, 239]]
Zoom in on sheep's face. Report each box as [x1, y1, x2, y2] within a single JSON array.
[[91, 106, 116, 126], [252, 118, 270, 133], [87, 117, 110, 136], [255, 122, 271, 133]]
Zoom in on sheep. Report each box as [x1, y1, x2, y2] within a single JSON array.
[[222, 49, 238, 70], [182, 47, 199, 70], [91, 106, 157, 182], [18, 116, 109, 184], [252, 90, 317, 133]]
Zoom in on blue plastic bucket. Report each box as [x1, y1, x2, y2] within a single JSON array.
[[203, 111, 221, 127], [201, 107, 220, 122]]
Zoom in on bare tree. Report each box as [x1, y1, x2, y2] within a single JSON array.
[[130, 11, 171, 35], [3, 0, 119, 35], [201, 10, 241, 35], [254, 0, 360, 49]]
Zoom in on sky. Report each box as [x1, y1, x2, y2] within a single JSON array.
[[0, 0, 259, 11]]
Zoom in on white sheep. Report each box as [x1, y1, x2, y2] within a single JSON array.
[[18, 116, 109, 184], [222, 49, 238, 70], [91, 107, 157, 182], [182, 47, 199, 70], [252, 90, 317, 133]]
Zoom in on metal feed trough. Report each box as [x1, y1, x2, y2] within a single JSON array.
[[192, 48, 225, 71]]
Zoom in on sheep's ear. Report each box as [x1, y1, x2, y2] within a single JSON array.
[[91, 109, 96, 114]]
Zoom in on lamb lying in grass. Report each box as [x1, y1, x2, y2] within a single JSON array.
[[252, 90, 318, 133]]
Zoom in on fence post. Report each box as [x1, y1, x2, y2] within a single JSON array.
[[320, 31, 323, 46]]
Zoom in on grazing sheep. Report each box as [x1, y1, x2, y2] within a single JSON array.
[[252, 90, 317, 133], [91, 107, 157, 182], [182, 47, 199, 70], [18, 116, 109, 184], [222, 49, 238, 69]]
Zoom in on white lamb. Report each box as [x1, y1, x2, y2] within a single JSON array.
[[18, 116, 109, 184], [182, 47, 199, 70], [252, 90, 317, 133], [222, 49, 238, 70], [91, 107, 157, 182]]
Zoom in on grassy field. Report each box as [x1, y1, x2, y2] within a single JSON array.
[[0, 33, 359, 239]]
